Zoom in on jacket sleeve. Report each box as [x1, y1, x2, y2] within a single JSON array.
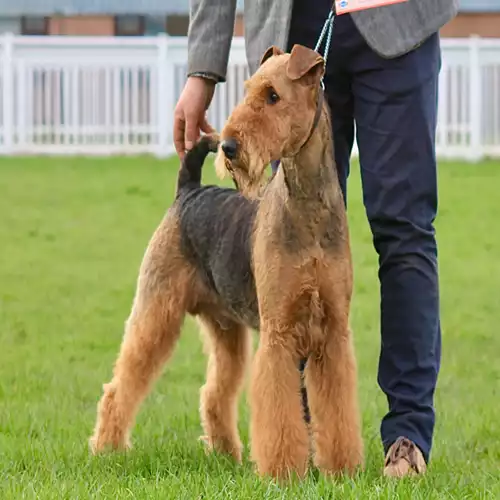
[[187, 0, 237, 83]]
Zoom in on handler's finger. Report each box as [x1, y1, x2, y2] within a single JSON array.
[[173, 113, 186, 159], [184, 113, 199, 152], [200, 114, 215, 134]]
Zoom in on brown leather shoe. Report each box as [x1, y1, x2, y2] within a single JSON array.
[[383, 437, 427, 478]]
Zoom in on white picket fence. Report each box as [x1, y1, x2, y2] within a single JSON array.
[[0, 33, 498, 160]]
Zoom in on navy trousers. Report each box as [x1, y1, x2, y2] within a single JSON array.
[[284, 3, 442, 462]]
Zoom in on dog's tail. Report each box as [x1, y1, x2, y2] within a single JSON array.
[[176, 134, 219, 196]]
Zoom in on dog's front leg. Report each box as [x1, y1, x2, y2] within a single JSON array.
[[306, 320, 364, 476], [249, 325, 309, 481]]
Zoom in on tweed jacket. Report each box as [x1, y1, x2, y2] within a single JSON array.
[[187, 0, 458, 82]]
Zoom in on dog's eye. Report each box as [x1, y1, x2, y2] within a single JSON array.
[[266, 88, 280, 105]]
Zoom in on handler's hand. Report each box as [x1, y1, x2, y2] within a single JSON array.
[[174, 76, 216, 159]]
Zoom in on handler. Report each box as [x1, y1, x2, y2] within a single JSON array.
[[173, 0, 459, 477]]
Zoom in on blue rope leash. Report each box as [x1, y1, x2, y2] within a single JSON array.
[[314, 9, 335, 89], [315, 9, 335, 63]]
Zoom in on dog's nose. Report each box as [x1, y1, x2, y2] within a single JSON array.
[[221, 138, 238, 160]]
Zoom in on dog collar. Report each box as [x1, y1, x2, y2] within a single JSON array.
[[298, 85, 324, 151]]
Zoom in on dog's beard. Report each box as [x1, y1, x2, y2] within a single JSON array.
[[214, 148, 228, 180], [214, 148, 269, 198]]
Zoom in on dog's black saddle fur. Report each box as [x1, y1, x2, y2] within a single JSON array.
[[175, 137, 259, 329]]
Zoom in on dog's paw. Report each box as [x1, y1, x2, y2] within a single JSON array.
[[89, 434, 131, 455], [198, 434, 243, 463]]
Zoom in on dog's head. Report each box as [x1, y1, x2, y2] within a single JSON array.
[[215, 44, 325, 197]]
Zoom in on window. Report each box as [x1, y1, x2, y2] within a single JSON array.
[[114, 15, 145, 36], [21, 16, 49, 35], [166, 15, 189, 36]]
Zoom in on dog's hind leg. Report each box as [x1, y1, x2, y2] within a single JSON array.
[[305, 296, 364, 476], [90, 217, 191, 453], [198, 314, 251, 462]]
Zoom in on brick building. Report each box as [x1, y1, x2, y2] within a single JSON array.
[[0, 0, 497, 38], [441, 0, 500, 38], [0, 0, 244, 36]]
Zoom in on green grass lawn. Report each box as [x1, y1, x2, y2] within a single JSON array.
[[1, 155, 499, 499]]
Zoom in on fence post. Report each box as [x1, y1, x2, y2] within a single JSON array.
[[2, 32, 14, 154], [469, 35, 482, 162], [17, 58, 27, 149], [157, 33, 172, 158]]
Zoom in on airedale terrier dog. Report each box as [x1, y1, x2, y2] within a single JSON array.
[[90, 43, 363, 481], [90, 135, 256, 464], [215, 44, 363, 478]]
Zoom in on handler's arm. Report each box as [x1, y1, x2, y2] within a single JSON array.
[[174, 0, 237, 158], [187, 0, 238, 83]]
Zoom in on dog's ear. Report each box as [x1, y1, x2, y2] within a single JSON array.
[[286, 44, 325, 83], [260, 45, 285, 66]]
